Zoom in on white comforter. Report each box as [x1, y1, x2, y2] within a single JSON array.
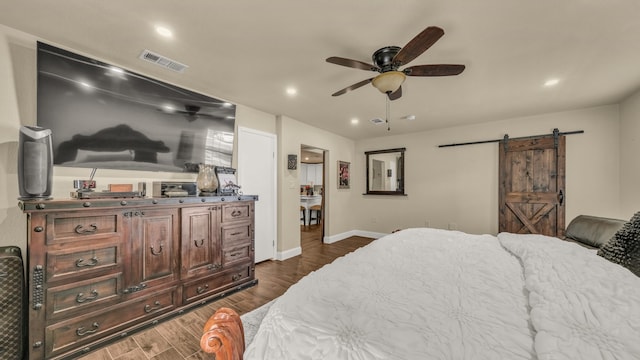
[[499, 233, 640, 360], [244, 228, 640, 360]]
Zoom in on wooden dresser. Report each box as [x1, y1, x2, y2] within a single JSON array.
[[19, 195, 258, 360]]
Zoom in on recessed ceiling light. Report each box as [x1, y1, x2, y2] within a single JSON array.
[[286, 87, 297, 96], [155, 25, 173, 38], [544, 78, 560, 87], [351, 118, 359, 125]]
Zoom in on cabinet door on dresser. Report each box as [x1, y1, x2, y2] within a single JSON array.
[[181, 205, 222, 279], [123, 208, 180, 295]]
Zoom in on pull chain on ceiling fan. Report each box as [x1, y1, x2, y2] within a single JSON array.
[[326, 26, 465, 101], [385, 96, 391, 131]]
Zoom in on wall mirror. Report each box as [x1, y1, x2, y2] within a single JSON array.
[[365, 148, 406, 195]]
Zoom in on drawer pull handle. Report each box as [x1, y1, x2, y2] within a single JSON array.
[[232, 273, 243, 281], [76, 322, 99, 337], [75, 257, 99, 268], [76, 290, 99, 303], [150, 243, 164, 256], [123, 283, 147, 294], [144, 301, 162, 313], [230, 252, 241, 257], [75, 224, 98, 235], [196, 284, 209, 294], [207, 263, 221, 271], [230, 232, 243, 236], [231, 210, 242, 217], [195, 238, 205, 247]]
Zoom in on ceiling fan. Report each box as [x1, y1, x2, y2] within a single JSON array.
[[326, 26, 465, 100]]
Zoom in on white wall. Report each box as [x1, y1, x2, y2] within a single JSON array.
[[0, 26, 27, 254], [276, 115, 355, 256], [353, 105, 624, 235], [620, 89, 640, 218]]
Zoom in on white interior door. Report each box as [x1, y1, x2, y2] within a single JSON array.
[[237, 127, 276, 262]]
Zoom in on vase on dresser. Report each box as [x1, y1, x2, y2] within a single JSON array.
[[197, 164, 218, 195]]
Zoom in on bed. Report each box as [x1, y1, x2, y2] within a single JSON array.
[[203, 214, 640, 360]]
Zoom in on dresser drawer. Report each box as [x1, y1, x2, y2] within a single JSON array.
[[46, 242, 121, 283], [46, 288, 177, 357], [47, 212, 121, 245], [46, 273, 122, 321], [182, 264, 253, 304], [221, 203, 252, 223], [222, 244, 252, 267], [221, 223, 252, 248]]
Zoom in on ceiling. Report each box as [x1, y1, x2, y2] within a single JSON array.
[[1, 0, 639, 140]]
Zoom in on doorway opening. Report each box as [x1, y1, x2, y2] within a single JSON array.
[[300, 145, 325, 248]]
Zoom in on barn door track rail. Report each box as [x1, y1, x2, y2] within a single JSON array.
[[438, 128, 584, 148]]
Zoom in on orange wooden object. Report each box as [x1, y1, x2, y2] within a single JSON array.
[[201, 307, 245, 360], [108, 183, 133, 192]]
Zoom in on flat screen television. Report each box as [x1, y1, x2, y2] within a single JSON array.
[[36, 42, 235, 173]]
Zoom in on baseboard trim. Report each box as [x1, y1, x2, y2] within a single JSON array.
[[276, 230, 387, 260], [276, 246, 302, 261], [324, 230, 387, 244]]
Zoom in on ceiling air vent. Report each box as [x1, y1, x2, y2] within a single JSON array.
[[370, 118, 385, 125], [139, 50, 188, 73]]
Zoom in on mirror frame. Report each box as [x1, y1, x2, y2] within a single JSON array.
[[364, 147, 406, 195]]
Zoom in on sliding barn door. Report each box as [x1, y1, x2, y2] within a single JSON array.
[[499, 134, 566, 237]]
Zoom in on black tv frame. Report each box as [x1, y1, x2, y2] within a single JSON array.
[[37, 42, 236, 173]]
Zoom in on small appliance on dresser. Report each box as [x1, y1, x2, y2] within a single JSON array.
[[17, 125, 53, 200], [0, 246, 25, 360]]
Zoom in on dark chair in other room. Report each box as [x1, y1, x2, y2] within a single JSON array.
[[309, 203, 322, 226], [300, 205, 306, 226]]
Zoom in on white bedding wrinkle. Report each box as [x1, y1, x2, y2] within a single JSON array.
[[498, 233, 640, 360], [245, 228, 536, 360]]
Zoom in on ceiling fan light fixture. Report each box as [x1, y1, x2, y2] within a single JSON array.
[[372, 71, 406, 94]]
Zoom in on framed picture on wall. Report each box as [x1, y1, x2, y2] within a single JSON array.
[[338, 161, 350, 189]]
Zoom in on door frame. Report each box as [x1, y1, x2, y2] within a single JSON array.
[[237, 126, 277, 262]]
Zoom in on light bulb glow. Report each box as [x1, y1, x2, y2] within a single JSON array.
[[544, 78, 560, 87], [286, 87, 297, 96], [155, 25, 173, 38]]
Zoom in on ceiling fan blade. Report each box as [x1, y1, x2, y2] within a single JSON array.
[[393, 26, 445, 66], [332, 78, 373, 96], [326, 57, 379, 72], [403, 64, 465, 76], [388, 86, 402, 101]]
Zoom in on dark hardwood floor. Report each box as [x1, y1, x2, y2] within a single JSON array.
[[77, 225, 374, 360]]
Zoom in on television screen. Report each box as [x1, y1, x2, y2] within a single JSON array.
[[37, 42, 235, 173]]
